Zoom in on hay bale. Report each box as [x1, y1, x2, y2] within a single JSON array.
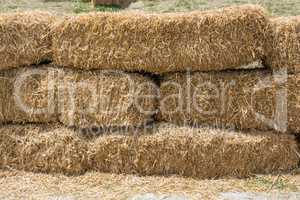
[[0, 125, 89, 175], [90, 123, 299, 178], [57, 69, 158, 128], [0, 12, 56, 70], [0, 67, 58, 124], [52, 5, 267, 73], [159, 68, 300, 133], [265, 17, 300, 72], [0, 66, 157, 127], [0, 124, 298, 178]]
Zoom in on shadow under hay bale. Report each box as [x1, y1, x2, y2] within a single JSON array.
[[158, 67, 300, 133], [52, 5, 268, 74], [0, 123, 298, 178], [265, 16, 300, 73], [0, 12, 56, 70]]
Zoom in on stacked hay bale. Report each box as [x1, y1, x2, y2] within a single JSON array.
[[159, 69, 300, 132], [0, 124, 89, 174], [57, 69, 158, 128], [0, 12, 55, 70], [0, 67, 58, 124], [0, 66, 158, 127], [265, 16, 300, 72], [0, 5, 299, 179], [51, 5, 267, 73]]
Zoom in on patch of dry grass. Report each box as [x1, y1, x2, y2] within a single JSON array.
[[0, 170, 299, 200], [0, 0, 299, 15], [130, 0, 300, 16]]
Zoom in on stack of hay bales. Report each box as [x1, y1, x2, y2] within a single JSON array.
[[0, 5, 299, 179], [158, 14, 300, 133]]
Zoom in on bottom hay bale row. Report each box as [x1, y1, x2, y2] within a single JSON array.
[[159, 68, 300, 133], [0, 123, 298, 178], [0, 66, 157, 127]]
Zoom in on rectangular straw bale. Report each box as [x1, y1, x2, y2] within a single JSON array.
[[265, 17, 300, 72], [0, 125, 89, 175], [0, 12, 56, 70], [0, 67, 58, 124], [57, 69, 158, 128], [0, 123, 298, 178], [0, 66, 158, 127], [52, 5, 267, 73], [90, 123, 299, 178], [159, 68, 300, 133]]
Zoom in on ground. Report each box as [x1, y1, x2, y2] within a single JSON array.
[[0, 0, 299, 16], [0, 170, 300, 200]]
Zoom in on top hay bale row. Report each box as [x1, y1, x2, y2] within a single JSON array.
[[52, 5, 268, 73], [1, 7, 298, 73], [266, 16, 300, 73], [0, 12, 56, 70]]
